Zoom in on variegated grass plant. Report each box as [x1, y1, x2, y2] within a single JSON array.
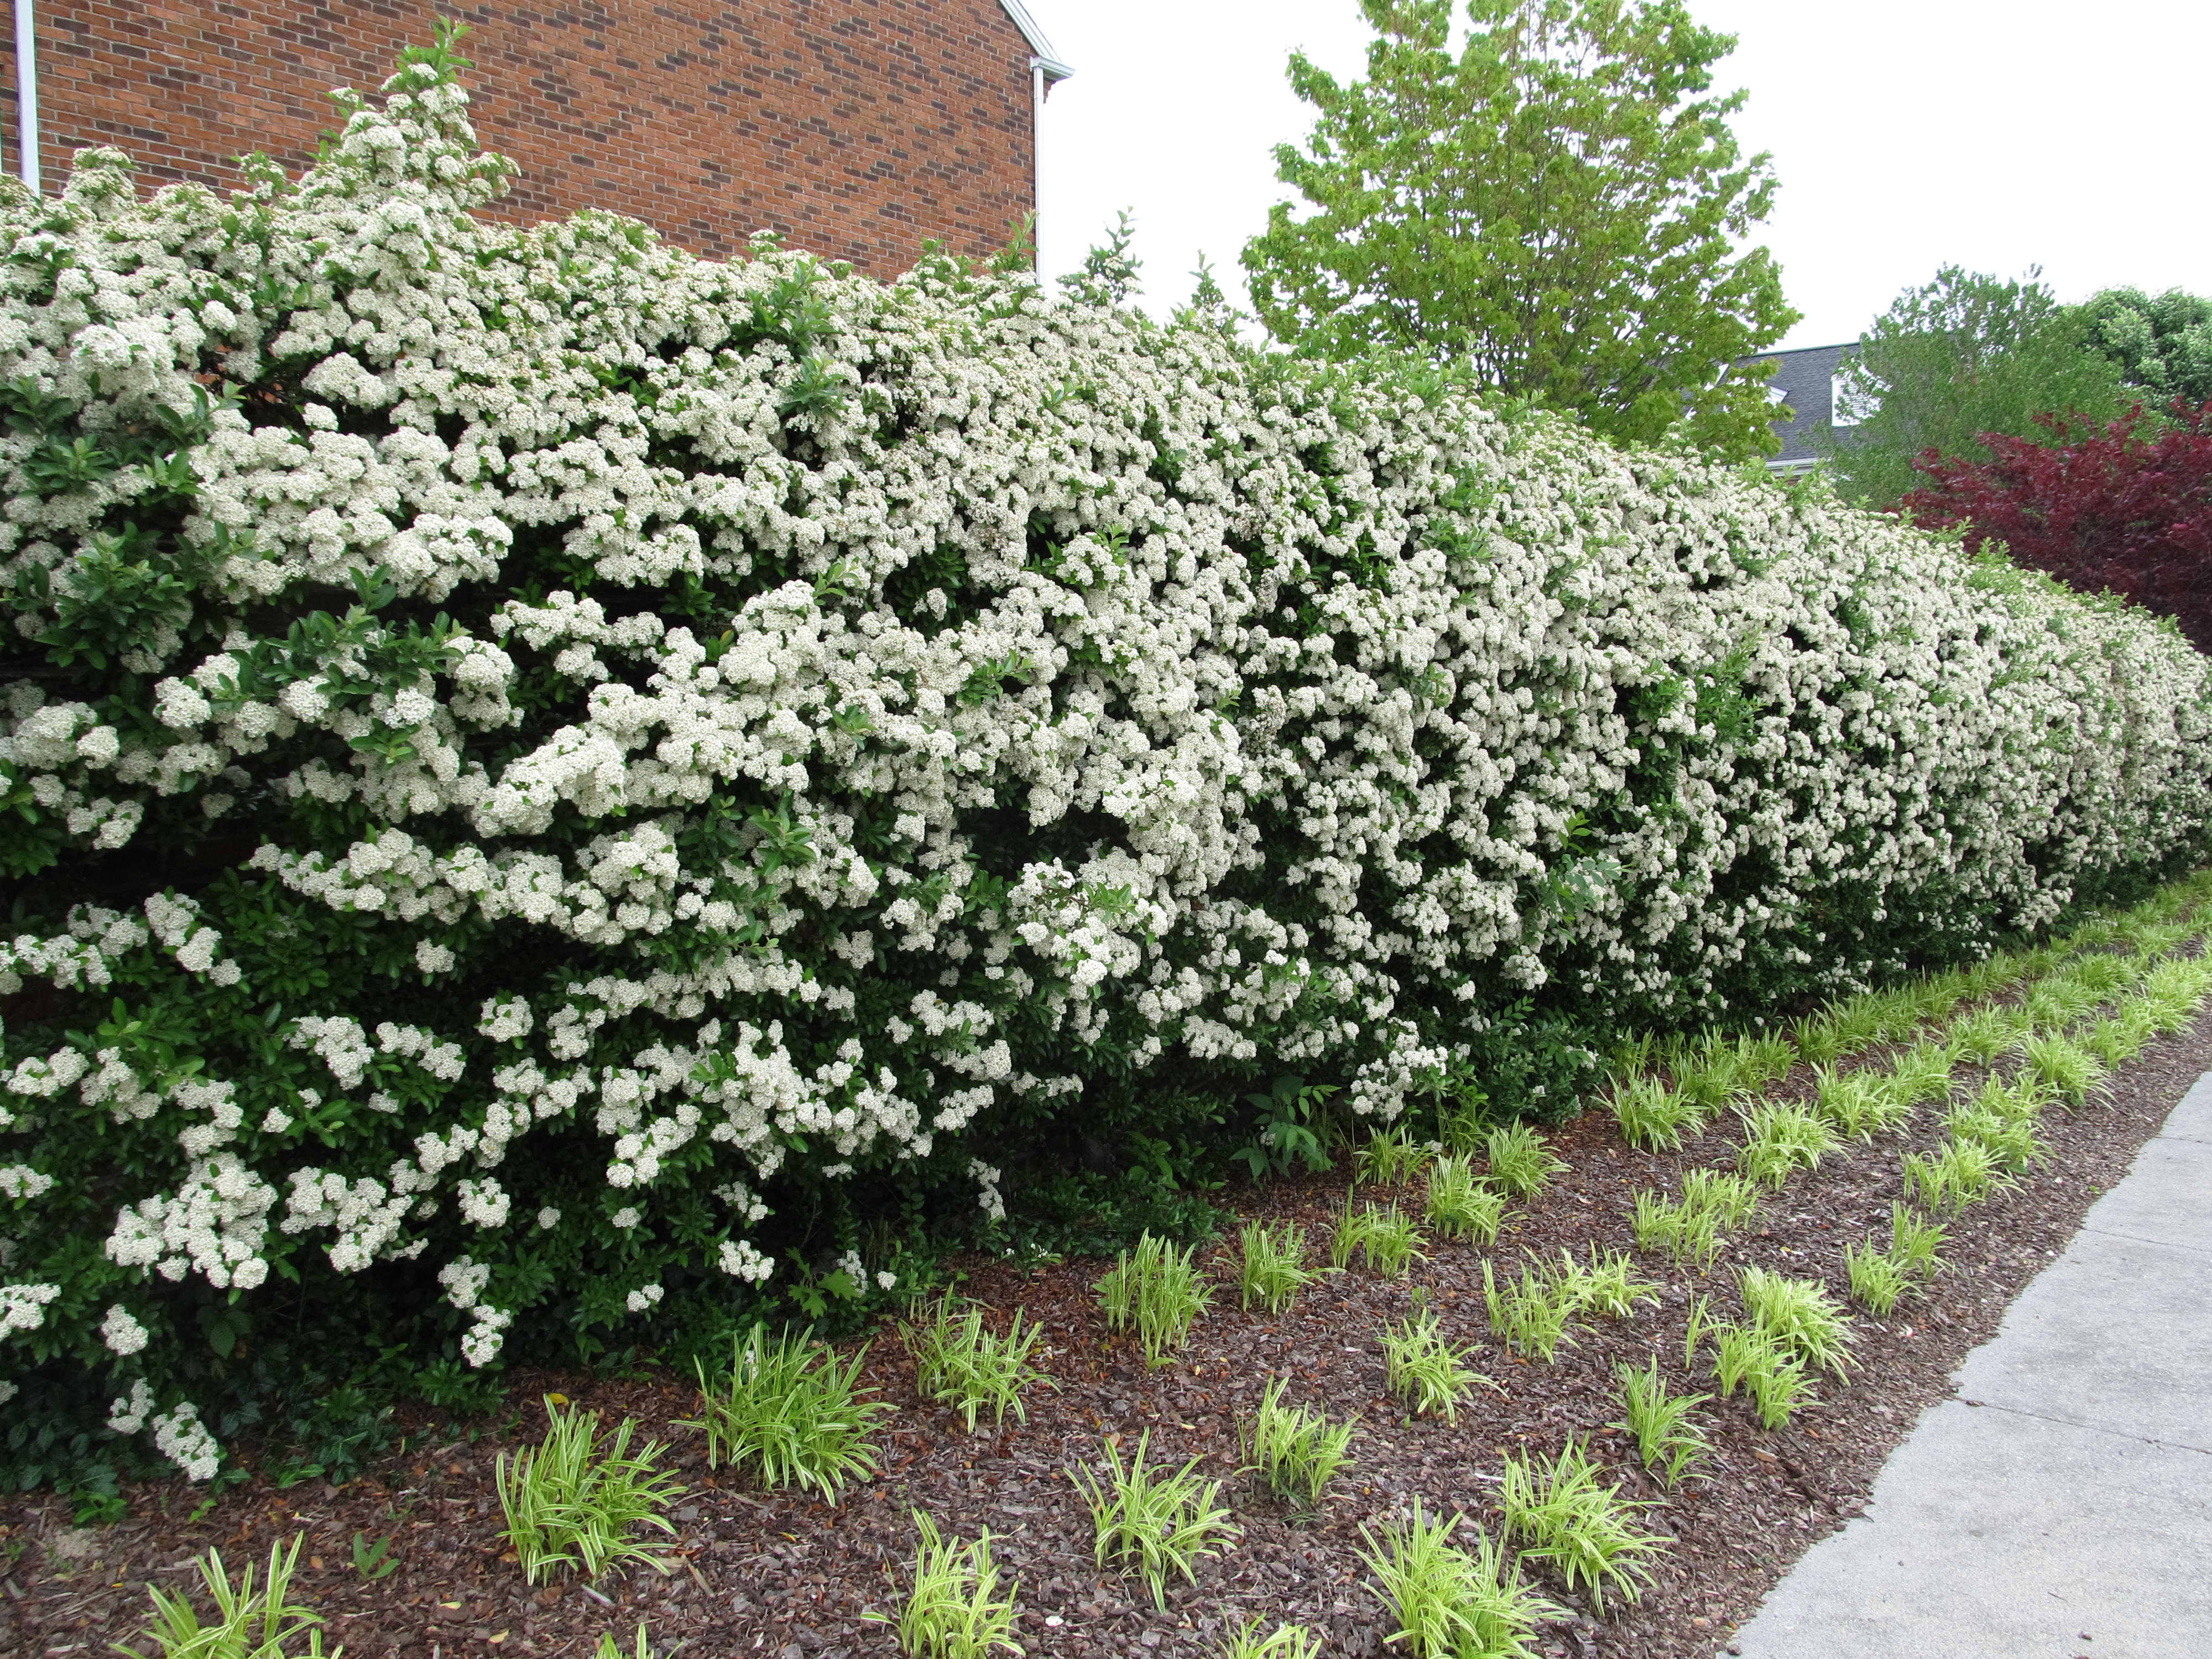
[[687, 1325, 892, 1500], [1070, 1430, 1240, 1610], [1099, 1231, 1214, 1367]]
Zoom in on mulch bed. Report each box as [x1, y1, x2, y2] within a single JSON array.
[[7, 1004, 2208, 1659]]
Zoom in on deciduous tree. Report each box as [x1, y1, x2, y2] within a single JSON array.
[[1820, 267, 2128, 507], [1241, 0, 1798, 459], [1901, 400, 2212, 654]]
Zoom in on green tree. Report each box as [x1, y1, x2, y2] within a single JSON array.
[[1820, 267, 2130, 508], [1241, 0, 1798, 459], [2078, 286, 2212, 407]]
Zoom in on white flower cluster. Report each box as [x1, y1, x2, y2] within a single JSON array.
[[0, 44, 2205, 1460], [107, 1378, 229, 1477], [100, 1302, 149, 1355], [1, 1281, 59, 1336], [152, 1401, 222, 1481]]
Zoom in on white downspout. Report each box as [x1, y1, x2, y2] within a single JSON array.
[[1029, 57, 1045, 265], [13, 0, 36, 193]]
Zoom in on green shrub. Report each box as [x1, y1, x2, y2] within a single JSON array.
[[7, 30, 2209, 1472]]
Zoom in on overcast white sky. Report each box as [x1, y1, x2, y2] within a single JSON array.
[[1025, 0, 2212, 351]]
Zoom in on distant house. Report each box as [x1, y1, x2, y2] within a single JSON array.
[[0, 0, 1072, 277], [1741, 341, 1863, 473]]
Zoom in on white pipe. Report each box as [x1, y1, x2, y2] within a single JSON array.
[[1029, 58, 1045, 267], [14, 0, 36, 194]]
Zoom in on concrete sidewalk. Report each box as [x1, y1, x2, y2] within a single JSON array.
[[1728, 1073, 2212, 1659]]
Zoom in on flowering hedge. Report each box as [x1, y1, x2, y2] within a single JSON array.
[[2, 46, 2208, 1480]]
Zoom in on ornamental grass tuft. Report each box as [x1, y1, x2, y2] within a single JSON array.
[[1425, 1155, 1506, 1243], [1238, 1218, 1322, 1316], [1484, 1124, 1568, 1198], [867, 1511, 1022, 1659], [1099, 1232, 1214, 1367], [1499, 1438, 1670, 1613], [117, 1535, 332, 1659], [1383, 1307, 1494, 1422], [900, 1295, 1049, 1433], [687, 1326, 891, 1500], [1239, 1376, 1356, 1509], [1359, 1499, 1559, 1659], [1070, 1430, 1240, 1610], [497, 1398, 683, 1583]]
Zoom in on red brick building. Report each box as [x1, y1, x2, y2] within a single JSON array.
[[0, 1, 1071, 275]]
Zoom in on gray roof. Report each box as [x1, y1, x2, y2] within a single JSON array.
[[1741, 341, 1858, 465]]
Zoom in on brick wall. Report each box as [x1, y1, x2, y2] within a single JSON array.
[[0, 1, 1040, 275]]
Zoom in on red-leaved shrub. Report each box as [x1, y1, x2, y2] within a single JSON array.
[[1901, 400, 2212, 653]]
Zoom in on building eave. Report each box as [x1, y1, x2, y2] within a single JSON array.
[[999, 0, 1073, 82]]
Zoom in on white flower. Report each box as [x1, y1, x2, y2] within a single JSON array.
[[457, 1178, 510, 1229], [0, 1282, 61, 1336], [0, 1164, 55, 1202], [109, 1378, 155, 1434], [152, 1401, 223, 1480], [100, 1304, 150, 1355], [536, 1207, 561, 1230], [416, 940, 457, 974], [460, 1304, 512, 1367], [437, 1255, 491, 1310], [718, 1239, 775, 1283]]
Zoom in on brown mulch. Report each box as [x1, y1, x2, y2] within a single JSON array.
[[6, 1005, 2209, 1659]]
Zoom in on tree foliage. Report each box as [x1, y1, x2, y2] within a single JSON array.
[[2080, 287, 2212, 408], [1902, 400, 2212, 654], [1820, 267, 2130, 508], [1241, 0, 1797, 460]]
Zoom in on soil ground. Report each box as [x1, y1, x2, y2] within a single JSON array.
[[7, 1004, 2208, 1659]]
